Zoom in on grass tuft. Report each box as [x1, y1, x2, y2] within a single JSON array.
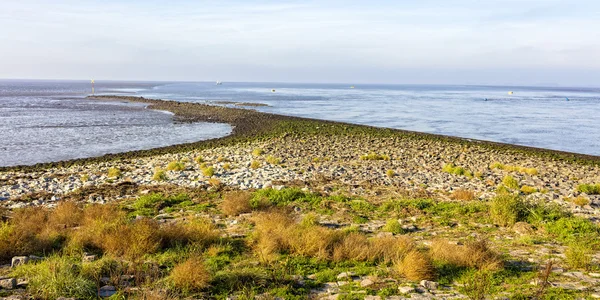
[[396, 250, 434, 281], [171, 257, 211, 292], [250, 160, 261, 169], [252, 148, 264, 156], [490, 194, 526, 227], [220, 191, 252, 216], [450, 189, 476, 201], [202, 166, 215, 177], [502, 175, 520, 190], [576, 183, 600, 195], [107, 167, 121, 178], [360, 153, 390, 161], [152, 168, 168, 181], [166, 161, 186, 171]]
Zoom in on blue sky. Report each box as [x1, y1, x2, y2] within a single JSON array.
[[1, 0, 599, 86]]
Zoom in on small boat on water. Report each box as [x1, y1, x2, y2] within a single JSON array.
[[350, 86, 355, 89], [216, 81, 223, 85], [508, 91, 514, 95], [271, 89, 276, 93]]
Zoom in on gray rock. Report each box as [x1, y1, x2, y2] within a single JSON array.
[[420, 280, 439, 290], [11, 256, 29, 268], [360, 278, 374, 287], [0, 278, 16, 289], [83, 253, 97, 263], [98, 285, 117, 297], [398, 285, 416, 294]]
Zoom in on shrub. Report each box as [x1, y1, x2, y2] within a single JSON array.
[[502, 175, 520, 190], [160, 219, 219, 249], [103, 219, 162, 259], [386, 170, 396, 178], [107, 167, 121, 178], [567, 196, 590, 206], [10, 255, 96, 299], [153, 168, 168, 181], [171, 257, 211, 291], [576, 183, 600, 195], [450, 189, 476, 201], [250, 160, 261, 169], [396, 250, 434, 281], [382, 219, 405, 234], [166, 161, 185, 171], [490, 194, 527, 227], [266, 155, 281, 165], [443, 163, 472, 177], [360, 153, 390, 161], [220, 191, 252, 216], [520, 185, 538, 194], [565, 243, 592, 270], [252, 148, 264, 156], [430, 239, 502, 270], [202, 166, 215, 177]]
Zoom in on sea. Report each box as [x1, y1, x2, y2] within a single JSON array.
[[1, 80, 599, 167]]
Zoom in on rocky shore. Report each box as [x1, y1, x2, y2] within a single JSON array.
[[1, 96, 600, 299]]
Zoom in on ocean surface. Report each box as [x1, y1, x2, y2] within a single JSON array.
[[135, 82, 600, 156], [0, 80, 232, 167], [1, 80, 599, 167]]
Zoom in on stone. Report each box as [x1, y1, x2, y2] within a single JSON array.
[[0, 278, 17, 289], [11, 256, 29, 268], [398, 285, 416, 294], [336, 272, 356, 280], [83, 253, 98, 262], [512, 222, 534, 235], [420, 280, 439, 290], [364, 296, 382, 300], [98, 285, 117, 297], [360, 278, 374, 287]]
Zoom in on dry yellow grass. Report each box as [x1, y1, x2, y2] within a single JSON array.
[[450, 189, 476, 201], [160, 219, 219, 249], [171, 257, 211, 291], [220, 191, 252, 216], [430, 239, 502, 270], [396, 250, 435, 281]]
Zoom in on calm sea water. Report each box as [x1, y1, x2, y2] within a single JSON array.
[[0, 80, 231, 167], [134, 82, 600, 156], [1, 80, 599, 167]]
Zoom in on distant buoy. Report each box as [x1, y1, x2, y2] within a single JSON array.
[[271, 89, 276, 93], [350, 86, 355, 89], [508, 91, 514, 95]]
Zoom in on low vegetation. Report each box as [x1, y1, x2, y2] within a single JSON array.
[[490, 162, 538, 175], [360, 153, 390, 161], [576, 183, 600, 195], [442, 163, 473, 177], [107, 167, 121, 178], [166, 161, 186, 171]]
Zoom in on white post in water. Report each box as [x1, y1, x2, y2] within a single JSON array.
[[91, 79, 95, 95]]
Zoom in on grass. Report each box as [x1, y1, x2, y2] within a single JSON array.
[[520, 185, 538, 194], [490, 194, 526, 227], [250, 160, 261, 169], [382, 219, 404, 234], [442, 163, 473, 177], [386, 169, 395, 178], [202, 166, 215, 177], [430, 239, 502, 271], [153, 168, 168, 181], [171, 257, 211, 292], [166, 161, 186, 171], [450, 189, 476, 201], [502, 175, 520, 190], [566, 196, 590, 206], [222, 163, 231, 170], [107, 167, 121, 178], [576, 183, 600, 195], [266, 155, 281, 165], [220, 191, 252, 216], [396, 250, 434, 281], [360, 153, 390, 161], [195, 156, 204, 164], [490, 162, 538, 176], [252, 148, 264, 156]]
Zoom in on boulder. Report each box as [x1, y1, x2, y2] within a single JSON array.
[[0, 278, 16, 289], [11, 256, 29, 268]]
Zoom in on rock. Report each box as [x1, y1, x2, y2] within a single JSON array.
[[83, 253, 97, 262], [398, 285, 416, 294], [420, 280, 439, 290], [336, 272, 355, 280], [98, 285, 117, 297], [360, 278, 374, 287], [364, 296, 381, 300], [0, 278, 16, 289], [11, 256, 29, 268], [512, 222, 534, 235]]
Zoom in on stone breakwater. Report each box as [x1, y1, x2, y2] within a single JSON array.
[[2, 130, 600, 220]]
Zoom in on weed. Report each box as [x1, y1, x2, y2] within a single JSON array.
[[153, 168, 168, 181], [250, 160, 261, 169], [576, 183, 600, 195], [520, 185, 537, 194], [396, 250, 434, 281], [502, 175, 520, 190], [566, 196, 590, 206], [386, 169, 395, 178], [360, 153, 390, 161], [461, 269, 493, 300], [107, 167, 121, 178], [450, 189, 476, 201], [430, 239, 502, 271], [166, 161, 186, 171], [565, 243, 592, 270], [202, 166, 215, 177], [252, 148, 264, 156], [171, 257, 211, 292], [223, 163, 231, 170], [220, 191, 252, 216], [195, 156, 204, 164], [217, 156, 227, 162], [266, 155, 281, 165], [443, 163, 472, 177], [490, 194, 526, 227], [382, 219, 405, 234], [80, 174, 90, 182]]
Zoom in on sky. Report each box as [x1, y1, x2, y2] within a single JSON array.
[[1, 0, 599, 86]]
